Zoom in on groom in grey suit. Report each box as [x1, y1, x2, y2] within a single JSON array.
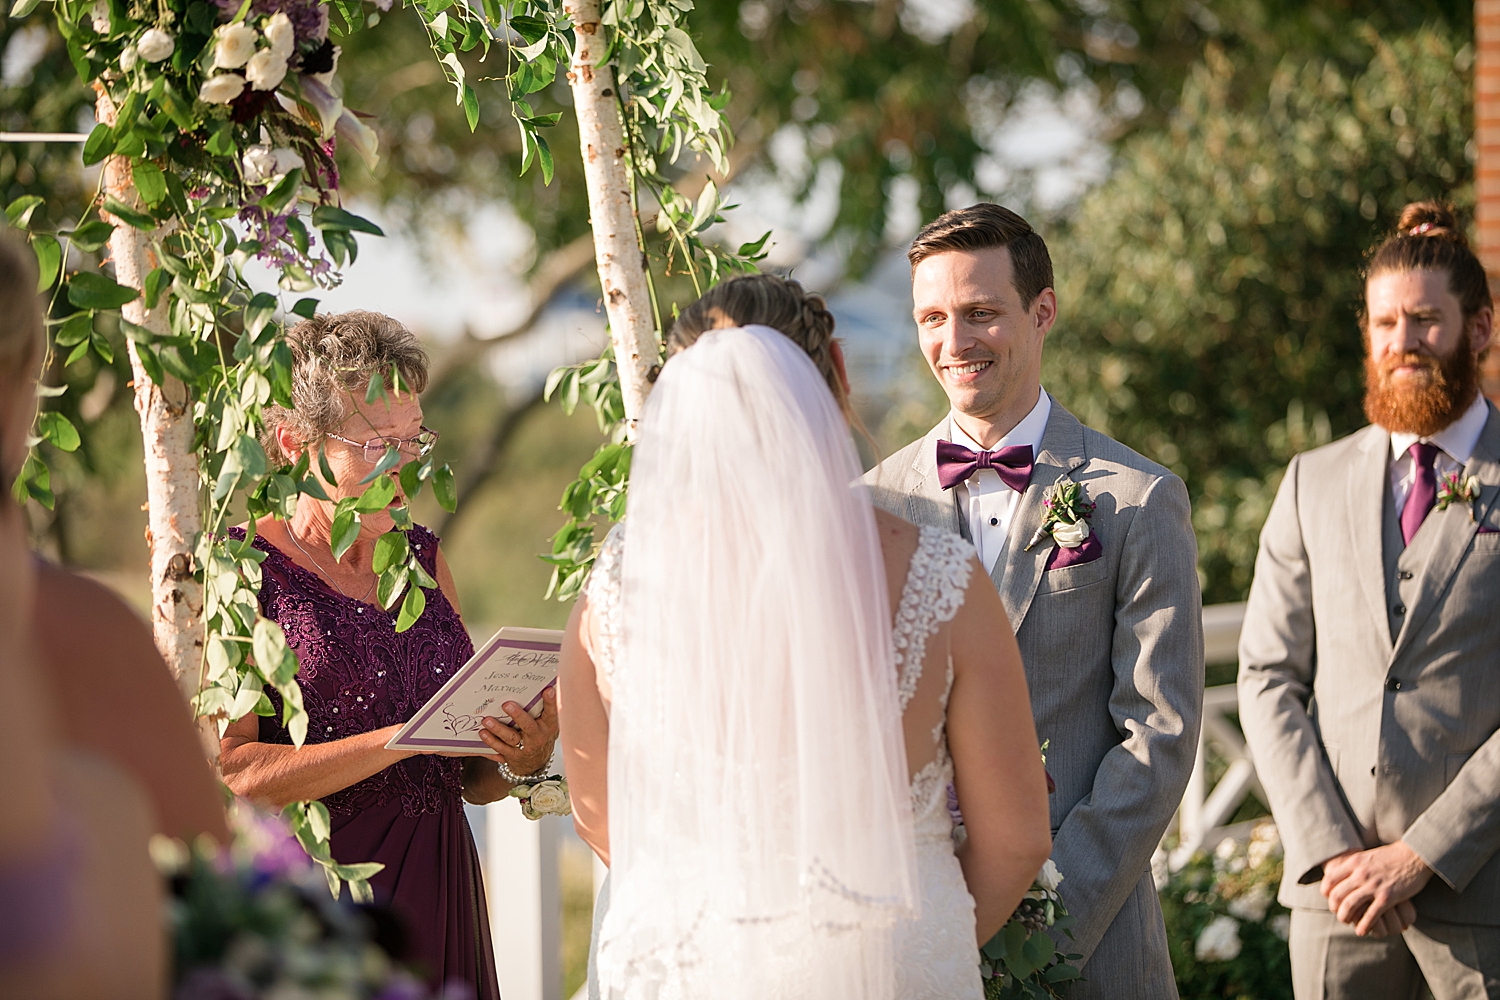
[[865, 204, 1204, 997], [1239, 207, 1500, 998]]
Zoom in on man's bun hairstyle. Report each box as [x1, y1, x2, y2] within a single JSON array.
[[1367, 200, 1491, 323]]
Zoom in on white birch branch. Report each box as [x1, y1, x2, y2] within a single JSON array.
[[563, 0, 657, 433], [94, 88, 208, 750]]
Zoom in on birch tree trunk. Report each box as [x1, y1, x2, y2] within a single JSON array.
[[563, 0, 657, 431], [94, 88, 209, 751]]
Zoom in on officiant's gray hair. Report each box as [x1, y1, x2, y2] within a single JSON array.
[[262, 310, 429, 463]]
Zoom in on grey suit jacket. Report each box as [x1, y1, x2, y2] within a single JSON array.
[[865, 397, 1205, 967], [1239, 405, 1500, 922]]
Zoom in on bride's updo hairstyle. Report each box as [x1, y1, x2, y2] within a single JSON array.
[[1365, 201, 1492, 325], [666, 273, 856, 425]]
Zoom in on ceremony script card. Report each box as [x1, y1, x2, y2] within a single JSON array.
[[384, 627, 562, 754]]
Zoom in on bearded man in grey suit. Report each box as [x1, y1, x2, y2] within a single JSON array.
[[1239, 201, 1500, 999], [865, 203, 1204, 997]]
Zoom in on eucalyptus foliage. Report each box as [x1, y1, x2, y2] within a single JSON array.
[[1046, 26, 1472, 603]]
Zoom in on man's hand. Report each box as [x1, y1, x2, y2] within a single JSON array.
[[1322, 841, 1433, 936]]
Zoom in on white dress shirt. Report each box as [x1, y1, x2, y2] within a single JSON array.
[[949, 389, 1052, 574], [1388, 394, 1489, 516]]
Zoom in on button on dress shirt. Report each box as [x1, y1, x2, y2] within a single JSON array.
[[1388, 394, 1489, 516], [950, 390, 1052, 574]]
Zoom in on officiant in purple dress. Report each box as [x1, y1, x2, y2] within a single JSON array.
[[220, 311, 560, 1000]]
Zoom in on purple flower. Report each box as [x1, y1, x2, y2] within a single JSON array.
[[946, 782, 964, 828]]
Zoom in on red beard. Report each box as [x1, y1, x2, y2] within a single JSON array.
[[1363, 340, 1480, 436]]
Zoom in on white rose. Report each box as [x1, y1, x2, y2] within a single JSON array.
[[136, 27, 175, 63], [245, 48, 288, 90], [1035, 858, 1064, 892], [198, 72, 246, 105], [213, 23, 258, 70], [264, 11, 295, 61], [272, 146, 303, 175], [1226, 883, 1272, 923], [1051, 518, 1090, 549], [527, 780, 570, 816], [1194, 915, 1242, 962], [241, 145, 279, 185], [119, 44, 139, 71], [91, 0, 111, 34]]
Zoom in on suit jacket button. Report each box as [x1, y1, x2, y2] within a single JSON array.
[[1386, 678, 1402, 692], [1393, 604, 1406, 615], [1398, 570, 1414, 581]]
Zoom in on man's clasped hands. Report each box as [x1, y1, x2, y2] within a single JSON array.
[[1321, 840, 1434, 938]]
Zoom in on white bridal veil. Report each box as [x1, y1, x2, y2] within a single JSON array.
[[595, 325, 919, 1000]]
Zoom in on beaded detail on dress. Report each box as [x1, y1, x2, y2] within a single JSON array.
[[586, 525, 626, 693], [231, 525, 473, 818]]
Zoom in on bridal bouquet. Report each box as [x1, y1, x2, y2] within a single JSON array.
[[979, 859, 1083, 999]]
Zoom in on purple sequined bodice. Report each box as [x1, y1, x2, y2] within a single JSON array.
[[231, 525, 474, 818]]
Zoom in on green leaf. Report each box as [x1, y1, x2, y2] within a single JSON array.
[[536, 134, 554, 185], [364, 371, 386, 405], [370, 530, 409, 575], [35, 411, 79, 451], [13, 452, 52, 508], [432, 464, 456, 512], [310, 205, 384, 236], [292, 297, 319, 319], [66, 219, 115, 252], [258, 168, 303, 213], [358, 445, 402, 484], [332, 860, 384, 880], [206, 122, 234, 157], [353, 474, 396, 513], [316, 444, 339, 489], [244, 292, 278, 340], [690, 178, 718, 232], [102, 196, 156, 231], [5, 195, 43, 229], [81, 122, 115, 166], [8, 0, 46, 17], [143, 267, 169, 309], [329, 509, 361, 562], [90, 329, 113, 364], [30, 234, 59, 292], [395, 583, 426, 632], [308, 800, 332, 842], [462, 83, 479, 131], [399, 459, 422, 500], [509, 14, 547, 43], [131, 160, 168, 207], [67, 271, 137, 310]]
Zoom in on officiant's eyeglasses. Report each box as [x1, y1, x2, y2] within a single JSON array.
[[326, 426, 440, 462]]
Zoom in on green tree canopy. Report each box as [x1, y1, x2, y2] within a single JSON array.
[[1045, 26, 1473, 603]]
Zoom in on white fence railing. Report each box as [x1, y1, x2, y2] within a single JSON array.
[[480, 602, 1262, 1000]]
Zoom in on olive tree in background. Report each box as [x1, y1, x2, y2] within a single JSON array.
[[1046, 27, 1473, 604]]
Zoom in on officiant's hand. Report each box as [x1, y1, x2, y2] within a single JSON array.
[[478, 687, 560, 777]]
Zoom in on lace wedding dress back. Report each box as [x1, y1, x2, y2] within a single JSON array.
[[585, 520, 983, 1000]]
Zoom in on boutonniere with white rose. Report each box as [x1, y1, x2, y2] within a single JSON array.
[[1024, 477, 1097, 552], [508, 776, 572, 820], [1435, 473, 1482, 522]]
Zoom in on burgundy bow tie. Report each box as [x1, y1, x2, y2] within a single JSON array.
[[936, 440, 1035, 493]]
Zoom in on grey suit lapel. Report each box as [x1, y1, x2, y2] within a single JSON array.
[[993, 399, 1087, 629], [1347, 426, 1396, 656], [907, 416, 967, 537], [1393, 404, 1500, 660]]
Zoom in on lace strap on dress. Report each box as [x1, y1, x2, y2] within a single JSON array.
[[585, 524, 626, 688], [893, 525, 974, 712]]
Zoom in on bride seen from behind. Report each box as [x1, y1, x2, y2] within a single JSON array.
[[558, 275, 1051, 999]]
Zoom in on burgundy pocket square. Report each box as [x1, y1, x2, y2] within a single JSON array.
[[1045, 531, 1103, 570], [1480, 525, 1499, 534]]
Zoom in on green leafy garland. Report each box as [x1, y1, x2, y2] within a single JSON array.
[[9, 0, 464, 899]]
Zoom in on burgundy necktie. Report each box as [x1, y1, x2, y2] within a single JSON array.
[[935, 441, 1035, 493], [1400, 441, 1441, 546]]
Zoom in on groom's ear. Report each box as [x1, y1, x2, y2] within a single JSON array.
[[830, 340, 852, 397], [1031, 287, 1058, 339]]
